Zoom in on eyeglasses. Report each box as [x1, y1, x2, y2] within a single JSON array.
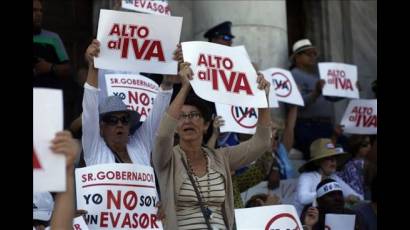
[[179, 112, 202, 121], [102, 115, 130, 126]]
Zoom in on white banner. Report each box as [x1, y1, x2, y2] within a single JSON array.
[[33, 88, 65, 192], [319, 62, 359, 99], [121, 0, 171, 16], [95, 9, 182, 74], [325, 214, 356, 230], [181, 41, 268, 108], [105, 74, 159, 122], [340, 99, 377, 134], [235, 205, 303, 230], [215, 103, 258, 134], [261, 68, 304, 106], [75, 164, 163, 229]]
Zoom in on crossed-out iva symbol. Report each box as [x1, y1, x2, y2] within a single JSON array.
[[271, 72, 292, 98]]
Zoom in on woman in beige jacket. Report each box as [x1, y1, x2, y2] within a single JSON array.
[[153, 62, 272, 230]]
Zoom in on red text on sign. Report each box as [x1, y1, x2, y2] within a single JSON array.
[[108, 24, 165, 62], [197, 54, 253, 95], [327, 69, 353, 91], [100, 212, 159, 229]]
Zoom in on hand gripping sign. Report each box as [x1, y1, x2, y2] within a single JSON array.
[[325, 214, 356, 230], [94, 9, 182, 74], [319, 62, 359, 99], [33, 88, 65, 192], [261, 68, 304, 106], [340, 99, 377, 134], [181, 41, 268, 108], [215, 103, 258, 134], [75, 163, 163, 229], [105, 73, 159, 122], [235, 205, 303, 230], [121, 0, 171, 16]]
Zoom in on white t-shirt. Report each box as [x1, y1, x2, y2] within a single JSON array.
[[82, 83, 172, 166]]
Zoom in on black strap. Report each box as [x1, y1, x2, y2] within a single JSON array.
[[180, 155, 212, 230], [106, 144, 125, 163]]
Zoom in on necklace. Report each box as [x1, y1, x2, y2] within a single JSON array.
[[186, 150, 213, 220]]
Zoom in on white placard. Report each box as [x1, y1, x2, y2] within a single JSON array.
[[94, 9, 182, 74], [319, 62, 359, 99], [325, 214, 356, 230], [33, 88, 65, 192], [261, 68, 304, 106], [72, 216, 90, 230], [340, 99, 377, 134], [75, 164, 163, 229], [215, 103, 258, 134], [235, 205, 303, 230], [181, 41, 268, 108], [121, 0, 171, 16], [105, 73, 159, 122]]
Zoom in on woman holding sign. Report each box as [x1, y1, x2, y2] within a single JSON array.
[[82, 39, 176, 166], [153, 62, 272, 229]]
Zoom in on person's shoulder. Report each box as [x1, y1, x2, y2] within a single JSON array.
[[353, 201, 372, 212], [300, 171, 317, 177], [39, 29, 61, 38]]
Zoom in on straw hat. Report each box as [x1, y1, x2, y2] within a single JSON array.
[[298, 138, 351, 173]]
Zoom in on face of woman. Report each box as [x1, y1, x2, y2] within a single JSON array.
[[176, 105, 210, 142], [319, 156, 337, 176], [357, 137, 371, 157]]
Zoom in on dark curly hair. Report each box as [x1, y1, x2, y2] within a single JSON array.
[[184, 96, 212, 123]]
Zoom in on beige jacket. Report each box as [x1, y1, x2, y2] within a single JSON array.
[[153, 113, 271, 229]]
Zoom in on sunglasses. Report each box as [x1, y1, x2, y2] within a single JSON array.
[[222, 35, 233, 42], [102, 115, 130, 126]]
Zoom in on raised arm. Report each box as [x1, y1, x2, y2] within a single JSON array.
[[282, 105, 298, 152], [206, 115, 224, 149], [81, 39, 102, 165], [49, 131, 81, 229], [152, 63, 193, 170], [225, 73, 272, 170], [130, 75, 174, 160]]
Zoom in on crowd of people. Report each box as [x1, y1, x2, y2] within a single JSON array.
[[33, 0, 377, 229]]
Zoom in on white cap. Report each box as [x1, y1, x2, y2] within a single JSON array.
[[33, 192, 54, 221]]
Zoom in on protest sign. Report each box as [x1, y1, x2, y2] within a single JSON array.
[[215, 103, 258, 134], [105, 73, 159, 122], [340, 99, 377, 134], [325, 214, 356, 230], [235, 205, 303, 230], [319, 62, 359, 99], [121, 0, 171, 16], [261, 68, 304, 106], [33, 88, 65, 192], [75, 164, 163, 229], [95, 9, 182, 74], [45, 216, 90, 230], [181, 41, 268, 108]]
